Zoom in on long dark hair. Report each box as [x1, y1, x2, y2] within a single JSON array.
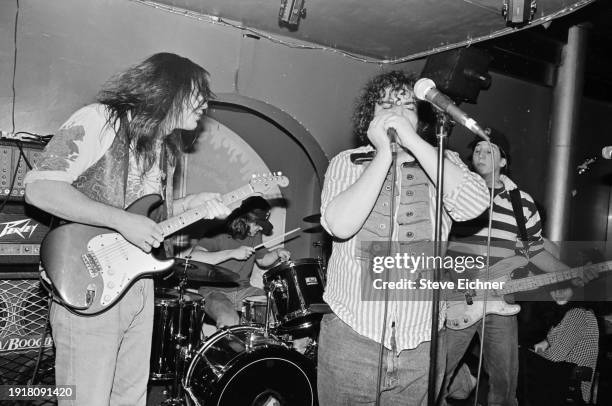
[[226, 212, 259, 240], [353, 70, 434, 145], [97, 53, 212, 172]]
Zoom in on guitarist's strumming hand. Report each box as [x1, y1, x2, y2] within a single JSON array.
[[116, 213, 165, 253]]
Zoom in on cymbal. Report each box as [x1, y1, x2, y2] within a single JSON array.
[[303, 225, 324, 234], [302, 213, 321, 223], [169, 258, 240, 284]]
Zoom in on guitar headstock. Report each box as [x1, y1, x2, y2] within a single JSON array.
[[249, 172, 289, 194]]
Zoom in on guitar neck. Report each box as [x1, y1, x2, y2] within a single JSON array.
[[499, 260, 612, 295], [158, 184, 255, 238]]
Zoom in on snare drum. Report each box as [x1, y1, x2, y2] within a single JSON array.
[[241, 295, 277, 326], [150, 288, 204, 380], [183, 325, 317, 406], [263, 258, 326, 335]]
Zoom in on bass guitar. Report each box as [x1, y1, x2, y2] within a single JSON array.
[[40, 173, 289, 315], [446, 256, 612, 330]]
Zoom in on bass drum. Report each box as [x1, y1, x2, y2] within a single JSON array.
[[183, 325, 317, 406]]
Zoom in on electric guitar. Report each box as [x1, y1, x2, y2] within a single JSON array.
[[40, 173, 289, 315], [446, 256, 612, 330]]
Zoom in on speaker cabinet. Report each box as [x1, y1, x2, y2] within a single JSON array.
[[420, 47, 492, 104], [0, 276, 56, 405]]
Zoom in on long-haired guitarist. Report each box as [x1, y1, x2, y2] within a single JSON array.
[[440, 130, 595, 406], [24, 53, 230, 406]]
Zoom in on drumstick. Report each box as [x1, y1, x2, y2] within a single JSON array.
[[253, 227, 301, 249]]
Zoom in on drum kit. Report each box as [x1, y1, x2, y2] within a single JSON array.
[[150, 247, 328, 405]]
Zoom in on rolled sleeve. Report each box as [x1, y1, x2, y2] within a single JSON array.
[[442, 150, 490, 222], [24, 104, 114, 186]]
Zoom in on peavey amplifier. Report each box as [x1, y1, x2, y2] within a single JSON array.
[[0, 140, 45, 200], [0, 203, 51, 264]]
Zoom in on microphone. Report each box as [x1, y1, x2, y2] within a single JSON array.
[[602, 146, 612, 160], [387, 128, 399, 154], [414, 78, 490, 141]]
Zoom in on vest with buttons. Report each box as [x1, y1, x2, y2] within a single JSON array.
[[355, 160, 434, 266]]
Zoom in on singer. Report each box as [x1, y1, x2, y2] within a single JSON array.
[[316, 70, 490, 406]]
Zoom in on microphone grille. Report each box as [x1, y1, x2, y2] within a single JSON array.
[[414, 78, 436, 100]]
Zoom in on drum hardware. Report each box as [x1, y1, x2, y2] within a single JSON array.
[[168, 258, 240, 284], [302, 225, 324, 233], [151, 257, 325, 405], [183, 325, 317, 406], [302, 213, 321, 223], [158, 256, 203, 406], [263, 258, 326, 337], [312, 241, 328, 281]]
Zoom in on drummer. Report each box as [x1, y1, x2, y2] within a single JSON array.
[[189, 196, 291, 329]]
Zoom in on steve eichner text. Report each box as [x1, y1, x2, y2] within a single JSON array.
[[371, 278, 505, 291], [371, 253, 486, 274]]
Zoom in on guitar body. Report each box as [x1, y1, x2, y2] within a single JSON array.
[[446, 294, 521, 330], [444, 255, 529, 330], [40, 174, 290, 315], [40, 194, 174, 315]]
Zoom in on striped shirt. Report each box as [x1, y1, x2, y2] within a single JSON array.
[[447, 174, 545, 268], [542, 308, 599, 401], [320, 146, 489, 351]]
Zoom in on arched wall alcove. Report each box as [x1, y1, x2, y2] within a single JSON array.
[[179, 93, 328, 267]]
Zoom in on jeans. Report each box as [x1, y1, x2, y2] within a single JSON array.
[[50, 279, 154, 406], [441, 314, 518, 406], [317, 313, 446, 406]]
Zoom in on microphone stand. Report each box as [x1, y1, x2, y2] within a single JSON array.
[[375, 135, 399, 406], [427, 113, 453, 406]]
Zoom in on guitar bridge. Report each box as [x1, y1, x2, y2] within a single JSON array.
[[82, 253, 101, 278]]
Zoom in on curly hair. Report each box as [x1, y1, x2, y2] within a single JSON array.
[[353, 70, 422, 144], [97, 53, 213, 173]]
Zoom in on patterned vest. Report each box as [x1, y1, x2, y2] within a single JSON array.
[[72, 116, 130, 209], [355, 160, 434, 271]]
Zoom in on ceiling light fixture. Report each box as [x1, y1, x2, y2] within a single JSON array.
[[279, 0, 306, 29], [502, 0, 537, 25]]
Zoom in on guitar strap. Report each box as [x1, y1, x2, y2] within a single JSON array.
[[509, 188, 528, 243], [508, 188, 543, 279]]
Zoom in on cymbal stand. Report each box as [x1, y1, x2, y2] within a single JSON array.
[[313, 241, 327, 285], [161, 257, 190, 405]]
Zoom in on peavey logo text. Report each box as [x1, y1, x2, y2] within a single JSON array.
[[0, 336, 53, 352], [0, 219, 39, 240]]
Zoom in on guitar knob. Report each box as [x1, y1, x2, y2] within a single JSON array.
[[463, 318, 469, 323], [107, 282, 114, 289]]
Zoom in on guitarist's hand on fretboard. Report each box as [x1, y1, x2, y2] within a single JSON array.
[[197, 198, 232, 219], [571, 262, 599, 287], [179, 192, 232, 217]]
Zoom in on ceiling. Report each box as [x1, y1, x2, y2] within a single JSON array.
[[139, 0, 611, 101]]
